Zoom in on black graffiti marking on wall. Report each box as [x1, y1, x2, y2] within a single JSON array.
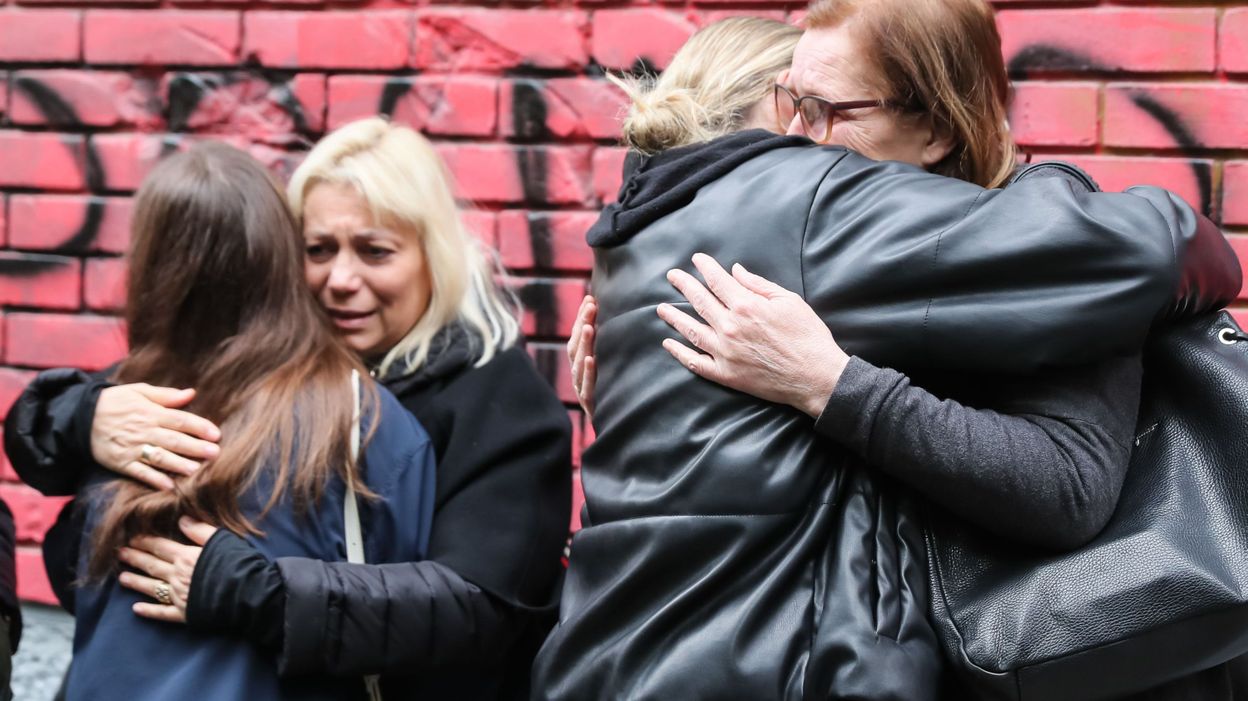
[[9, 77, 108, 273], [1008, 44, 1213, 217], [166, 69, 311, 135], [511, 80, 550, 141], [378, 78, 413, 118]]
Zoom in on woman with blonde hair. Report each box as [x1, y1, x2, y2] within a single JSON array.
[[7, 119, 572, 699], [544, 6, 1238, 700]]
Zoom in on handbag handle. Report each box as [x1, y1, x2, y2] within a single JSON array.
[[343, 369, 383, 701]]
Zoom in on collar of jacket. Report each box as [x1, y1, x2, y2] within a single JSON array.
[[371, 322, 484, 395], [586, 130, 813, 248]]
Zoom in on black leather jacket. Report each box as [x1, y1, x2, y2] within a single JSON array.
[[532, 132, 1237, 701]]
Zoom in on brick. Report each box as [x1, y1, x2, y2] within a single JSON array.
[[414, 9, 587, 72], [17, 546, 58, 605], [1104, 84, 1248, 151], [327, 75, 497, 137], [6, 313, 126, 370], [244, 11, 412, 70], [500, 78, 627, 141], [592, 9, 696, 71], [437, 144, 593, 206], [1225, 162, 1248, 227], [0, 195, 6, 248], [1008, 82, 1098, 148], [0, 10, 81, 63], [1052, 155, 1212, 216], [0, 440, 15, 483], [568, 410, 583, 469], [498, 211, 596, 272], [292, 74, 327, 134], [0, 72, 7, 119], [999, 8, 1215, 76], [1228, 236, 1248, 301], [592, 147, 627, 205], [84, 258, 127, 311], [0, 484, 69, 544], [85, 11, 239, 66], [0, 253, 81, 309], [10, 70, 161, 128], [513, 277, 588, 339], [92, 133, 179, 191], [462, 210, 498, 251], [528, 342, 575, 404], [0, 131, 86, 191], [10, 195, 133, 253], [163, 72, 324, 143], [1222, 9, 1248, 74], [0, 368, 35, 421]]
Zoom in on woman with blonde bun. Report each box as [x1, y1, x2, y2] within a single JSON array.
[[543, 8, 1238, 700]]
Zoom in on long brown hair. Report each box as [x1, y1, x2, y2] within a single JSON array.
[[88, 142, 376, 578], [805, 0, 1018, 188]]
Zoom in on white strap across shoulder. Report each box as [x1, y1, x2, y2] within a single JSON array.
[[342, 369, 383, 701]]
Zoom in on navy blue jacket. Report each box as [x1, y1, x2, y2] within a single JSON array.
[[64, 385, 435, 701]]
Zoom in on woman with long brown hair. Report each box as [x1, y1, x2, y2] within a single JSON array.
[[64, 142, 436, 701]]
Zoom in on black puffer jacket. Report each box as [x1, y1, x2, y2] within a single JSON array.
[[4, 327, 572, 700], [532, 132, 1237, 701]]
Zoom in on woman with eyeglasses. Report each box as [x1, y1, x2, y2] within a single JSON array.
[[542, 6, 1238, 700]]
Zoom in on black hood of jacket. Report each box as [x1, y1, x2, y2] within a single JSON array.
[[586, 130, 811, 248]]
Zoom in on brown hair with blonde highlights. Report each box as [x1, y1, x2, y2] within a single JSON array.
[[805, 0, 1018, 188], [87, 142, 376, 578]]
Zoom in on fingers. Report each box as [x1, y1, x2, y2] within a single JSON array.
[[132, 384, 197, 410], [132, 602, 186, 624], [656, 304, 719, 355], [661, 339, 719, 382], [567, 298, 588, 363], [158, 407, 221, 444], [691, 253, 749, 309], [118, 571, 168, 601], [118, 546, 174, 582], [146, 427, 218, 466], [130, 535, 191, 565], [731, 263, 791, 299], [117, 461, 176, 491], [179, 517, 218, 546], [666, 269, 728, 328]]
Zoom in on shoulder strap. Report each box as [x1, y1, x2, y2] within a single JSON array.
[[342, 370, 384, 701], [344, 369, 366, 565]]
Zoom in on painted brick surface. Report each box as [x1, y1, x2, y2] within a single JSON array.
[[0, 0, 1245, 610]]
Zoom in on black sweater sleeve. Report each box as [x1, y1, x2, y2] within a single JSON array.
[[816, 355, 1142, 550], [3, 368, 112, 496]]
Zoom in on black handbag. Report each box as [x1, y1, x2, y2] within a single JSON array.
[[926, 310, 1248, 700]]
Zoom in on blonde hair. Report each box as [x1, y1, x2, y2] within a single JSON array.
[[805, 0, 1018, 188], [612, 17, 802, 155], [288, 118, 520, 376]]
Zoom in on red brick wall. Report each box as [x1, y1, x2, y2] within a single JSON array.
[[0, 1, 1245, 604]]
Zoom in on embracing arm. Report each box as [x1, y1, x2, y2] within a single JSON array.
[[816, 356, 1140, 550], [801, 152, 1239, 374], [4, 369, 110, 495], [188, 348, 573, 677]]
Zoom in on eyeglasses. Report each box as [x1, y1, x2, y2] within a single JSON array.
[[773, 84, 892, 144]]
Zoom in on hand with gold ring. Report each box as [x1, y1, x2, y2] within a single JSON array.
[[118, 517, 219, 624], [566, 295, 599, 422], [92, 384, 223, 491]]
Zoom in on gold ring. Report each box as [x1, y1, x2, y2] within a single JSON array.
[[139, 444, 158, 465], [154, 582, 173, 605]]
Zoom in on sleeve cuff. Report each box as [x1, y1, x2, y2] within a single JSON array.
[[275, 557, 331, 677]]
